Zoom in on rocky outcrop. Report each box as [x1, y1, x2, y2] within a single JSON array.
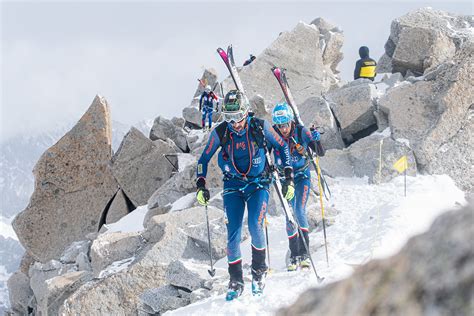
[[379, 41, 473, 191], [12, 95, 118, 262], [150, 116, 189, 152], [59, 206, 226, 314], [378, 8, 473, 75], [139, 285, 190, 315], [298, 96, 345, 149], [278, 203, 474, 316], [310, 17, 344, 73], [326, 80, 378, 143], [90, 232, 144, 277], [222, 22, 339, 110], [112, 127, 177, 206]]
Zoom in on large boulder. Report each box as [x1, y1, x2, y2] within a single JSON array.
[[379, 42, 473, 191], [90, 231, 144, 277], [150, 116, 189, 152], [298, 96, 345, 149], [378, 8, 473, 76], [347, 132, 417, 183], [165, 260, 205, 292], [111, 127, 177, 206], [138, 285, 190, 315], [222, 22, 339, 110], [278, 203, 474, 315], [12, 95, 119, 262], [326, 80, 378, 143]]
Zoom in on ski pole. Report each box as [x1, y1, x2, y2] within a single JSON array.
[[316, 157, 329, 267], [204, 204, 216, 277], [264, 216, 271, 273]]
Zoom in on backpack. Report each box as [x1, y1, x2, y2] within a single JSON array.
[[214, 113, 265, 151]]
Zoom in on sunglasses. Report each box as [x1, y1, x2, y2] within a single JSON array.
[[276, 123, 291, 129]]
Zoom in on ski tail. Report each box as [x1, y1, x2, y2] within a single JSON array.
[[271, 67, 302, 125], [217, 45, 249, 105]]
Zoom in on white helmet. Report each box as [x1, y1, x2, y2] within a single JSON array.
[[205, 85, 211, 93]]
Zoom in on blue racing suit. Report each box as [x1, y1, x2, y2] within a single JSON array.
[[271, 125, 315, 258], [197, 116, 291, 271], [199, 91, 218, 128]]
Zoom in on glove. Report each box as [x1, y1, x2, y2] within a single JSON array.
[[310, 127, 321, 141], [282, 167, 295, 201], [196, 177, 210, 205]]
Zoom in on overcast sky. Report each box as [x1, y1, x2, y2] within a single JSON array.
[[1, 0, 472, 140]]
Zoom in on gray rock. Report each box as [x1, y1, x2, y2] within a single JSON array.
[[150, 116, 189, 152], [278, 203, 474, 316], [60, 206, 227, 314], [90, 231, 143, 277], [12, 95, 119, 262], [380, 8, 472, 75], [376, 53, 393, 74], [7, 271, 33, 315], [347, 133, 417, 183], [147, 163, 196, 214], [106, 189, 131, 224], [0, 235, 23, 273], [193, 68, 218, 99], [319, 149, 354, 178], [112, 127, 177, 206], [182, 106, 203, 128], [171, 117, 186, 129], [37, 271, 93, 315], [311, 17, 344, 73], [222, 22, 339, 110], [165, 261, 205, 291], [29, 260, 77, 314], [250, 94, 272, 122], [379, 42, 473, 190], [298, 96, 345, 150], [75, 252, 92, 272], [380, 72, 404, 87], [60, 240, 90, 264], [139, 285, 190, 315], [326, 81, 378, 140]]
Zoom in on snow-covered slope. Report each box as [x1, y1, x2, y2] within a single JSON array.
[[163, 174, 465, 315]]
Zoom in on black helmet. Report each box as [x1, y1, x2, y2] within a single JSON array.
[[222, 90, 249, 123]]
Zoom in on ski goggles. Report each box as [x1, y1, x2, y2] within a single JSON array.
[[223, 110, 248, 124]]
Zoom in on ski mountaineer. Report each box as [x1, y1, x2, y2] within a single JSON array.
[[270, 102, 323, 271], [354, 46, 377, 81], [195, 90, 294, 300], [199, 85, 219, 130]]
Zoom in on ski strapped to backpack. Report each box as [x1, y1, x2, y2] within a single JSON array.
[[271, 67, 331, 200], [217, 45, 323, 282], [272, 66, 330, 266]]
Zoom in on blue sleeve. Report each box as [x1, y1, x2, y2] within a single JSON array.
[[199, 93, 204, 111], [197, 129, 221, 179], [301, 127, 313, 147], [263, 120, 291, 168]]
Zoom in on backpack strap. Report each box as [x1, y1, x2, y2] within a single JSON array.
[[248, 113, 265, 149], [215, 121, 229, 147]]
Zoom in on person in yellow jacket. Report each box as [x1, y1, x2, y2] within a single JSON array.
[[354, 46, 377, 81]]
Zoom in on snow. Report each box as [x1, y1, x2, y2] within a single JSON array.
[[166, 174, 465, 315], [0, 216, 18, 240], [103, 205, 148, 233], [396, 138, 411, 147], [98, 256, 135, 279], [177, 154, 197, 172]]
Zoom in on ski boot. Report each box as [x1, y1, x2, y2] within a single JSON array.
[[287, 256, 299, 272], [226, 280, 244, 301], [300, 255, 311, 269], [251, 268, 267, 296]]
